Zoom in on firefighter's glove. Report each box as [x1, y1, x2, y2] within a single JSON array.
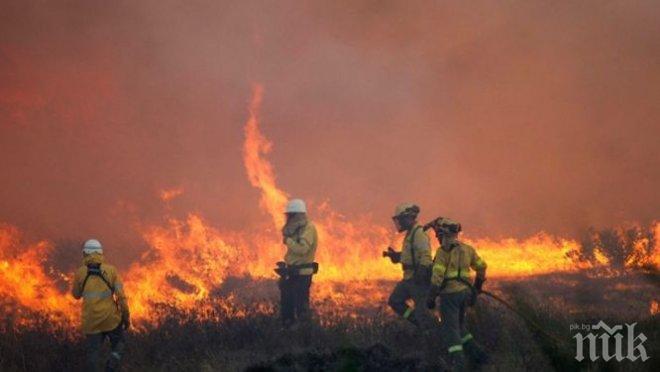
[[274, 267, 288, 277], [121, 312, 131, 331], [426, 285, 441, 309], [382, 247, 401, 264], [274, 262, 288, 278], [473, 277, 486, 293]]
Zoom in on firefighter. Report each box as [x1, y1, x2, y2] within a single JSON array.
[[71, 239, 130, 372], [425, 217, 489, 370], [277, 198, 318, 328], [383, 203, 433, 326]]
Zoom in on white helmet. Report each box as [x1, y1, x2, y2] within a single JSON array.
[[285, 199, 307, 213], [82, 239, 103, 254]]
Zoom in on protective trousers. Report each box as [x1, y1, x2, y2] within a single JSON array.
[[85, 325, 125, 372], [439, 289, 472, 355], [388, 279, 431, 326], [279, 274, 312, 324]]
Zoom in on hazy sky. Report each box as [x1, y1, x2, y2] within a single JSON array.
[[1, 0, 658, 249]]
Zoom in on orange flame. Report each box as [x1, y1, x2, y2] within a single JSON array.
[[159, 187, 184, 202], [0, 224, 76, 327], [242, 84, 288, 229], [0, 84, 657, 331], [124, 214, 243, 321]]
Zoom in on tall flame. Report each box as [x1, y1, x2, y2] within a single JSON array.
[[242, 84, 288, 229], [0, 84, 656, 331], [240, 85, 394, 283]]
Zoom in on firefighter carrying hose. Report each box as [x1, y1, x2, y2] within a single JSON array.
[[383, 203, 433, 326], [276, 199, 319, 328], [425, 217, 489, 370], [71, 239, 130, 372]]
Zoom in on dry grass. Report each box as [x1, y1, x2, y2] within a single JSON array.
[[0, 271, 658, 371]]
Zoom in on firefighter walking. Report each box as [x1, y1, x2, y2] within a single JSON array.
[[71, 239, 130, 372], [383, 203, 433, 326], [276, 198, 319, 328], [425, 217, 489, 370]]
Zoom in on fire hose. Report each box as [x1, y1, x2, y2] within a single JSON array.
[[478, 289, 563, 346], [419, 219, 563, 346]]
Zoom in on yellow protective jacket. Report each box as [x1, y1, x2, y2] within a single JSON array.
[[71, 254, 129, 334], [400, 224, 432, 280], [284, 221, 318, 275], [431, 240, 487, 294]]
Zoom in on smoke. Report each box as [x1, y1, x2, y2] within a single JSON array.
[[1, 0, 658, 255]]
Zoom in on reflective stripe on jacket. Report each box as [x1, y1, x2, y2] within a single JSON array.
[[431, 240, 487, 293], [284, 221, 318, 275], [71, 254, 129, 334], [400, 224, 432, 280]]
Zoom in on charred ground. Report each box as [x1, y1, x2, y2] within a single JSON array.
[[1, 270, 657, 372]]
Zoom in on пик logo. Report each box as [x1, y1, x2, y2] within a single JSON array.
[[573, 321, 650, 362]]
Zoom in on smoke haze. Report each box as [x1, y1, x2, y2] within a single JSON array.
[[1, 0, 658, 254]]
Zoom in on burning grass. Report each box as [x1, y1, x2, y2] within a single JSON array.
[[0, 83, 657, 334], [0, 85, 658, 370], [0, 271, 657, 371]]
